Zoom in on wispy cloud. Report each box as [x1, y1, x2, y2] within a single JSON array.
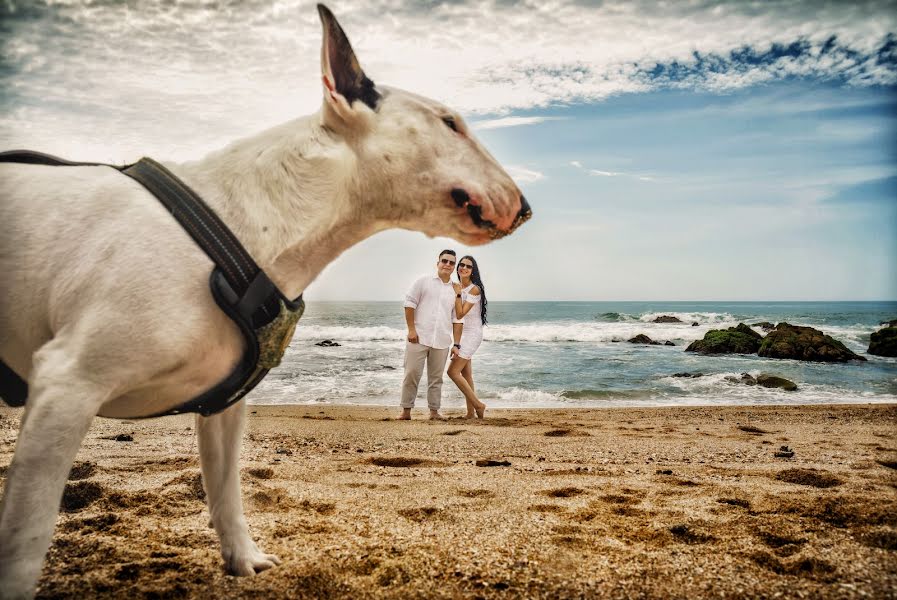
[[472, 116, 566, 130], [571, 162, 656, 182], [507, 165, 545, 184]]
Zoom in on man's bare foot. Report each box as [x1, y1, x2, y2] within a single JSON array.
[[463, 412, 476, 419], [429, 411, 446, 420], [396, 408, 411, 420]]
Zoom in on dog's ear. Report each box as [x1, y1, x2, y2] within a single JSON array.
[[317, 4, 380, 128]]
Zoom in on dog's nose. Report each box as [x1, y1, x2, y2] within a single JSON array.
[[451, 188, 470, 207], [517, 195, 531, 220]]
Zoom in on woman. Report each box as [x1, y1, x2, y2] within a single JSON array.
[[448, 255, 488, 418]]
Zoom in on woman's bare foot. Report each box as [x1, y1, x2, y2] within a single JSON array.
[[463, 411, 476, 419], [396, 408, 411, 420], [475, 402, 487, 419]]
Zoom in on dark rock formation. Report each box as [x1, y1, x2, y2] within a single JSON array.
[[691, 322, 699, 327], [653, 315, 682, 323], [879, 319, 897, 327], [725, 372, 757, 386], [315, 339, 341, 347], [757, 323, 865, 362], [868, 325, 897, 357], [685, 323, 762, 355], [752, 322, 776, 332], [628, 334, 659, 345], [673, 372, 703, 378], [664, 341, 676, 346], [756, 374, 798, 391]]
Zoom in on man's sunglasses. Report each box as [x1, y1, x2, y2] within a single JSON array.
[[458, 262, 473, 269], [439, 258, 456, 266]]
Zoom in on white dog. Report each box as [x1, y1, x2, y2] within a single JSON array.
[[0, 4, 530, 597]]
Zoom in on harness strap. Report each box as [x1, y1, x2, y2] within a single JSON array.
[[0, 150, 304, 417], [121, 158, 282, 328]]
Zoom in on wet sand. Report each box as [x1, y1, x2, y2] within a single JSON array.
[[1, 403, 895, 599]]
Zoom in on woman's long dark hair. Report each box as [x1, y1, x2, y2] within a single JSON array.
[[457, 255, 488, 326]]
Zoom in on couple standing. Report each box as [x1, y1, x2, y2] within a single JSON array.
[[398, 249, 488, 420]]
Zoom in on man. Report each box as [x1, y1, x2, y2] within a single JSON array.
[[399, 249, 463, 420]]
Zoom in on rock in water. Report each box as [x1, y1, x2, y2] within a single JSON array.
[[756, 374, 798, 391], [725, 373, 757, 386], [757, 323, 866, 362], [685, 323, 762, 355], [653, 315, 682, 323], [868, 326, 897, 357], [315, 339, 341, 347], [752, 322, 776, 332], [628, 334, 659, 345]]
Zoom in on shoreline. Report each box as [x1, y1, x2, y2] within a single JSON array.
[[1, 403, 895, 598]]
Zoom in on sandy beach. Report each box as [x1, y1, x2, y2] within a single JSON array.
[[1, 403, 895, 599]]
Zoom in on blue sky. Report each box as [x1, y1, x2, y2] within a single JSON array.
[[1, 0, 895, 300]]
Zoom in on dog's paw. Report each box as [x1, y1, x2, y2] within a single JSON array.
[[225, 547, 281, 576]]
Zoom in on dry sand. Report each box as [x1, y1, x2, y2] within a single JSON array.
[[1, 403, 895, 599]]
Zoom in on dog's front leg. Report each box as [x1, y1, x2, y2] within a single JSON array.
[[196, 399, 280, 576], [0, 345, 106, 600]]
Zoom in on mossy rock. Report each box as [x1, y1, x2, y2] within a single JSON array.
[[758, 323, 866, 363], [685, 323, 761, 355], [868, 326, 897, 357], [756, 374, 798, 391]]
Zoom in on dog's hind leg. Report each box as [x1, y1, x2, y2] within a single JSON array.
[[196, 399, 280, 576], [0, 341, 107, 600]]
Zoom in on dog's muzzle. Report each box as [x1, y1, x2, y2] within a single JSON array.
[[451, 188, 532, 239]]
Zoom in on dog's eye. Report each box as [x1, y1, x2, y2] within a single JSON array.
[[442, 116, 459, 132]]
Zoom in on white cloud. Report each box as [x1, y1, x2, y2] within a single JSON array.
[[507, 165, 545, 184], [472, 116, 566, 130], [570, 160, 582, 168], [589, 170, 623, 177]]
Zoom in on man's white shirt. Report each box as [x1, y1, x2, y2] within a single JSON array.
[[404, 275, 457, 349]]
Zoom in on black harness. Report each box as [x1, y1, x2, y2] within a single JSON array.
[[0, 150, 304, 417]]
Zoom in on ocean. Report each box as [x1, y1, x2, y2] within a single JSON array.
[[250, 301, 897, 409]]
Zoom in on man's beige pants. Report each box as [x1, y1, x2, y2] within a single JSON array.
[[400, 342, 450, 410]]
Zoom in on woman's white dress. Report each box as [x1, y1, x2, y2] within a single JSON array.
[[456, 284, 483, 360]]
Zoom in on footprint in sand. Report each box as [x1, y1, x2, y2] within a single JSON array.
[[60, 481, 105, 512], [250, 487, 297, 511], [668, 524, 716, 544], [529, 504, 565, 513], [544, 429, 572, 437], [716, 497, 751, 509], [245, 467, 276, 479], [397, 507, 442, 522], [458, 488, 494, 498], [163, 471, 206, 501], [369, 457, 440, 468], [60, 512, 124, 534], [68, 461, 97, 480], [543, 487, 586, 498], [757, 530, 807, 551], [774, 468, 843, 488]]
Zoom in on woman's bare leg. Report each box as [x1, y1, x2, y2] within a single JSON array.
[[462, 360, 475, 393], [461, 360, 485, 417], [447, 356, 481, 418]]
